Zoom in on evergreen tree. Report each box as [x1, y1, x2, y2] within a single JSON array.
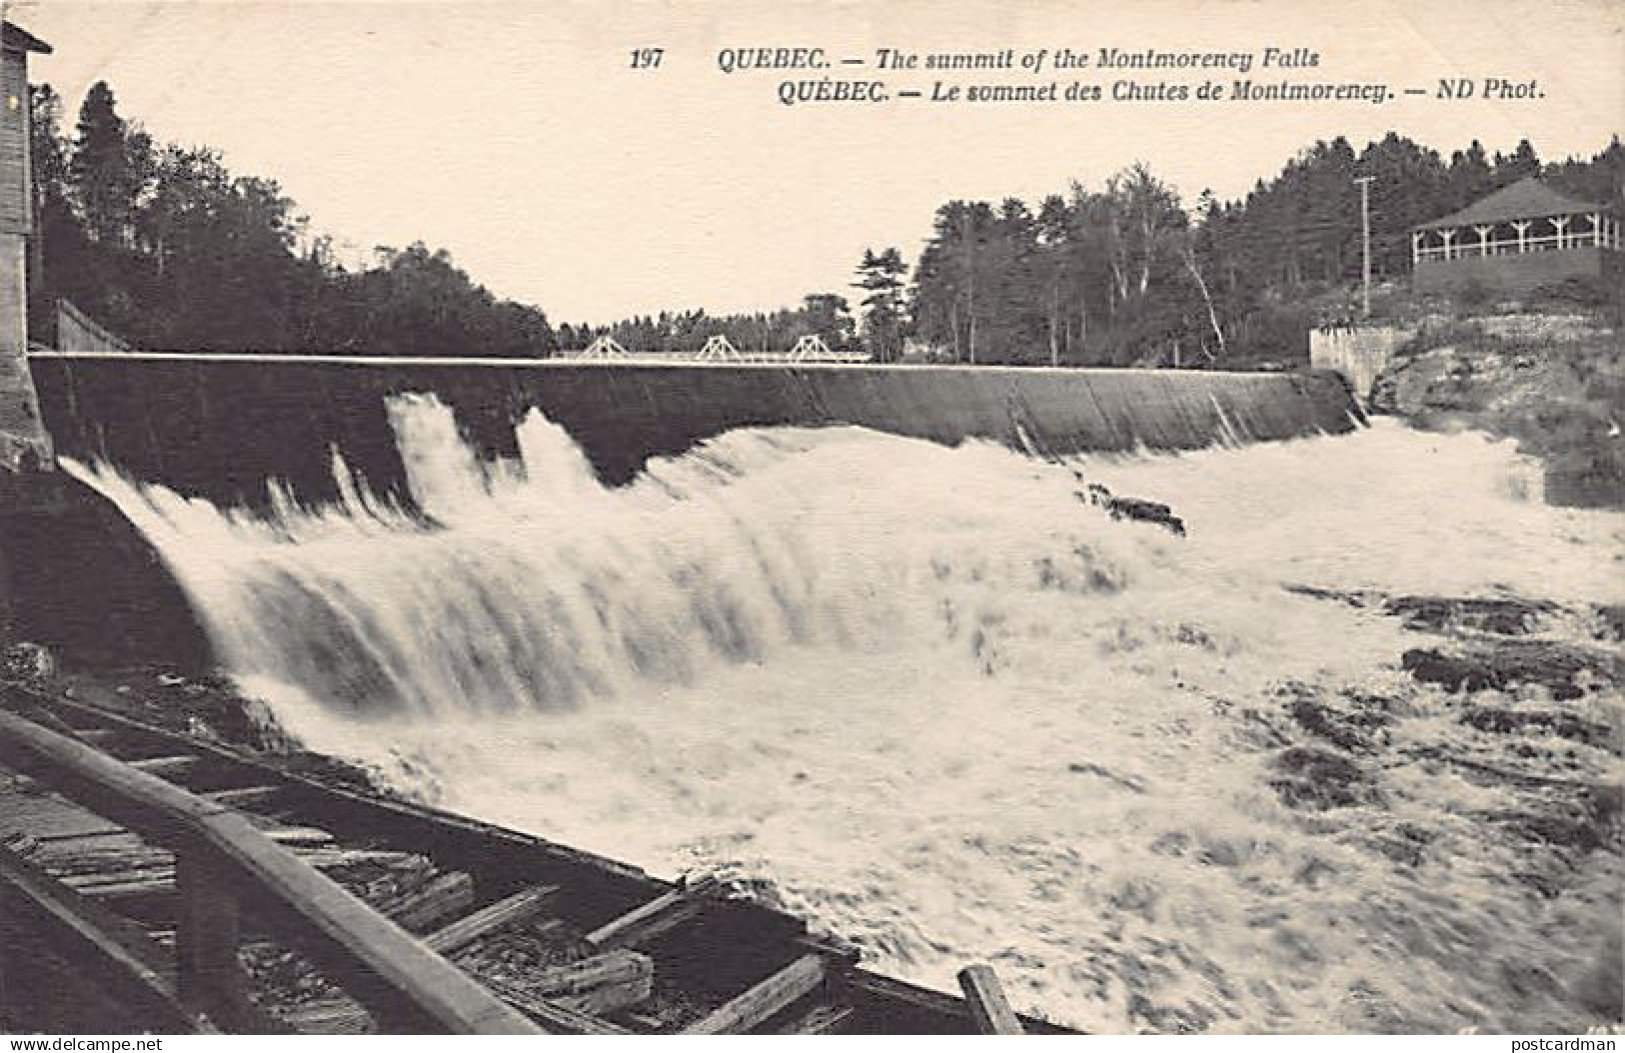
[[70, 81, 150, 247], [853, 247, 907, 361]]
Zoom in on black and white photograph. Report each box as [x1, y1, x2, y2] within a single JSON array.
[[0, 0, 1620, 1037]]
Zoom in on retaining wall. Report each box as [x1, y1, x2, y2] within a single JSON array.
[[1309, 325, 1414, 405]]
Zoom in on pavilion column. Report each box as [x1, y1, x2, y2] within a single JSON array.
[[1440, 229, 1457, 260], [1473, 224, 1492, 257], [1586, 212, 1600, 248], [1411, 230, 1423, 266], [1511, 219, 1531, 253], [1551, 216, 1570, 249]]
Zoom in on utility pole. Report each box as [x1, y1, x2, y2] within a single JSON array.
[[1354, 176, 1375, 319]]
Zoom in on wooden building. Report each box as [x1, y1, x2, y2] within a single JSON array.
[[1411, 176, 1621, 296], [0, 21, 51, 469]]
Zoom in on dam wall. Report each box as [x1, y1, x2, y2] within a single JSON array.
[[26, 354, 1363, 510], [7, 354, 1360, 669]]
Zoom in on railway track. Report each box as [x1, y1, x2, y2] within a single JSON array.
[[0, 683, 1069, 1034]]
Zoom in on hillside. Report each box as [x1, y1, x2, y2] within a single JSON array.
[[1370, 308, 1624, 508]]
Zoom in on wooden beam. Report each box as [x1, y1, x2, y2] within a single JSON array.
[[425, 885, 558, 956], [70, 727, 124, 745], [843, 970, 1071, 1034], [477, 975, 633, 1035], [128, 755, 200, 777], [0, 710, 539, 1034], [0, 841, 204, 1033], [382, 870, 475, 933], [279, 998, 372, 1035], [777, 1003, 853, 1034], [584, 874, 718, 951], [957, 964, 1023, 1035], [202, 785, 285, 809], [176, 851, 249, 1030], [528, 950, 653, 1015], [683, 954, 827, 1035]]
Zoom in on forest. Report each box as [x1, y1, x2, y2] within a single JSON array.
[[27, 78, 1625, 366]]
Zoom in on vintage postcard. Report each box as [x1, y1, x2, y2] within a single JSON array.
[[0, 0, 1619, 1040]]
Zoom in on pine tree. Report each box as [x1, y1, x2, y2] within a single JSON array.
[[70, 81, 149, 247], [853, 247, 907, 361]]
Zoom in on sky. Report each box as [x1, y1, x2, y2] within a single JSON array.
[[8, 0, 1623, 325]]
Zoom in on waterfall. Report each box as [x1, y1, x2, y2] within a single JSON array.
[[64, 396, 1623, 1034]]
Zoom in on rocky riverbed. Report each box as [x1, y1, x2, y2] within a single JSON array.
[[5, 573, 1621, 1030]]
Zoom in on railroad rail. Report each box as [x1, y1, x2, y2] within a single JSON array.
[[0, 684, 1066, 1034]]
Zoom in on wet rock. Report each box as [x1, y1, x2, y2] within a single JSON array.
[[1107, 498, 1186, 537], [1275, 682, 1392, 753], [1494, 806, 1613, 854], [1282, 584, 1382, 608], [1, 641, 55, 681], [1287, 696, 1377, 752], [1460, 707, 1616, 749], [1076, 481, 1186, 537], [1401, 640, 1619, 701], [1593, 604, 1625, 643], [1268, 746, 1381, 810], [1367, 822, 1434, 867], [1384, 595, 1557, 636]]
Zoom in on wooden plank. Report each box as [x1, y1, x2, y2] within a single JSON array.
[[70, 728, 124, 744], [519, 949, 652, 1015], [683, 954, 827, 1035], [778, 1003, 854, 1035], [844, 969, 1073, 1034], [62, 864, 175, 888], [37, 826, 143, 845], [0, 841, 204, 1033], [200, 810, 535, 1034], [0, 709, 226, 846], [381, 870, 475, 933], [1, 696, 1082, 1036], [584, 874, 718, 951], [424, 885, 558, 956], [128, 754, 200, 776], [258, 825, 334, 847], [957, 965, 1023, 1035], [202, 785, 285, 809], [279, 998, 372, 1035], [477, 975, 633, 1035], [0, 710, 539, 1035]]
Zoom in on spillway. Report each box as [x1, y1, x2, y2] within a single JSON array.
[[55, 393, 1624, 1034], [26, 354, 1361, 508]]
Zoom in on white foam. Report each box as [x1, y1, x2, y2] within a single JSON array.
[[65, 402, 1625, 1033]]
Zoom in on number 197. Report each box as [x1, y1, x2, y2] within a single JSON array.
[[630, 48, 664, 70]]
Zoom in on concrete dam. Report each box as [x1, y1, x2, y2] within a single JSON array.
[[26, 353, 1362, 507], [1, 352, 1362, 670]]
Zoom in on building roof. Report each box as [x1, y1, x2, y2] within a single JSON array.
[[1416, 176, 1604, 230], [1, 22, 51, 55]]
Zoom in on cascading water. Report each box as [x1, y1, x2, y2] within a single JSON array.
[[66, 394, 1623, 1034]]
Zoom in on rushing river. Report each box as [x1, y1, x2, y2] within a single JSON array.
[[68, 397, 1623, 1034]]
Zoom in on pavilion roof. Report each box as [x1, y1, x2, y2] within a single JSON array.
[[1415, 176, 1605, 230]]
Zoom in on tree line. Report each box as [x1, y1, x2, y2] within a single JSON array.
[[30, 81, 559, 356], [888, 134, 1621, 367], [28, 78, 1624, 366]]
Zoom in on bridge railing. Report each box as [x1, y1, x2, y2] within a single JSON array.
[[0, 707, 538, 1034]]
